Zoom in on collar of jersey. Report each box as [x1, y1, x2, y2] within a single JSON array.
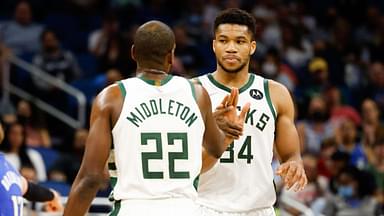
[[138, 74, 173, 86], [207, 73, 255, 93]]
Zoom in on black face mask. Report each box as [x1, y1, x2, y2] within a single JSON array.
[[17, 114, 28, 125], [309, 110, 328, 122], [44, 46, 57, 54]]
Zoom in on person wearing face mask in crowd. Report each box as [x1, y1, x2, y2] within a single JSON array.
[[323, 166, 378, 216], [297, 96, 335, 154], [260, 48, 298, 93]]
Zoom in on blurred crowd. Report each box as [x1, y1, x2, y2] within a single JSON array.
[[0, 0, 384, 215]]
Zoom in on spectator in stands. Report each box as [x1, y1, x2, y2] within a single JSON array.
[[335, 118, 367, 169], [365, 139, 384, 197], [33, 29, 81, 88], [0, 1, 44, 55], [361, 99, 384, 147], [0, 122, 46, 182], [49, 128, 88, 184], [317, 138, 338, 179], [297, 95, 334, 153], [325, 86, 361, 126], [88, 12, 133, 75], [280, 153, 327, 215], [280, 20, 313, 71], [260, 48, 298, 92], [323, 166, 377, 216], [172, 24, 204, 77], [367, 62, 384, 112], [303, 57, 330, 99], [17, 100, 51, 148], [368, 15, 384, 63], [32, 29, 81, 111]]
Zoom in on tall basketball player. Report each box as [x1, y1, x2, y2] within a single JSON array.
[[63, 20, 249, 216], [195, 8, 307, 216]]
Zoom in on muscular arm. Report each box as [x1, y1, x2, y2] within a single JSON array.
[[270, 80, 307, 191], [194, 84, 249, 173], [64, 85, 121, 216], [195, 84, 227, 159]]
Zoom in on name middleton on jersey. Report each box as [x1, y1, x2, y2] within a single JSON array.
[[126, 98, 199, 128]]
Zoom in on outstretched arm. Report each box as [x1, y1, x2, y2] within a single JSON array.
[[270, 80, 307, 191], [64, 85, 119, 216]]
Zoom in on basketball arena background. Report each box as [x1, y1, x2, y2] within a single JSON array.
[[0, 0, 384, 215]]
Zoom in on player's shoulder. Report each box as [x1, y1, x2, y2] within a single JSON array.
[[94, 82, 125, 110], [266, 79, 290, 96], [265, 79, 293, 113], [190, 73, 211, 86]]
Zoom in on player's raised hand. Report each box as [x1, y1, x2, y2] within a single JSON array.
[[213, 88, 250, 139], [276, 161, 307, 192]]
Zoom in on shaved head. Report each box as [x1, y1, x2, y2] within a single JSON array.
[[133, 20, 175, 69]]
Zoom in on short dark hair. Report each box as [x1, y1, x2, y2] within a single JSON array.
[[214, 8, 256, 39], [133, 20, 175, 67]]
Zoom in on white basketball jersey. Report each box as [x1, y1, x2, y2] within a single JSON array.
[[196, 73, 277, 212], [109, 75, 205, 202]]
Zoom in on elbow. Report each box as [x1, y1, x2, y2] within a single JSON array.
[[208, 140, 226, 159], [80, 174, 106, 189]]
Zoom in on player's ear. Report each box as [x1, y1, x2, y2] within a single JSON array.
[[212, 39, 216, 53], [250, 40, 256, 55], [167, 44, 176, 65], [131, 45, 136, 61]]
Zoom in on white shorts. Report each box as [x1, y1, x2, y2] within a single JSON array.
[[110, 198, 202, 216], [200, 205, 276, 216]]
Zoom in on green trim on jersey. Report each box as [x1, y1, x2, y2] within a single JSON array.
[[110, 177, 117, 187], [207, 73, 255, 93], [263, 79, 277, 120], [190, 77, 202, 85], [138, 74, 173, 86], [109, 200, 121, 216], [117, 81, 126, 98], [193, 175, 200, 191], [188, 80, 197, 101], [108, 162, 117, 170]]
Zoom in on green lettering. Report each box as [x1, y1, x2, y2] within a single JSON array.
[[175, 101, 183, 117], [168, 100, 175, 115], [135, 107, 145, 119], [245, 109, 256, 125], [140, 103, 151, 118], [180, 106, 190, 120], [256, 113, 270, 131], [185, 113, 198, 127], [126, 112, 143, 127], [150, 100, 159, 115], [159, 98, 166, 114]]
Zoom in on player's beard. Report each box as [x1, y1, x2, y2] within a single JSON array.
[[217, 57, 248, 73]]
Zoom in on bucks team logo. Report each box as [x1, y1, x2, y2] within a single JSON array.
[[249, 89, 263, 100]]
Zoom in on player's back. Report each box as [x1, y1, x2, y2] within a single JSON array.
[[0, 153, 23, 216], [108, 75, 204, 215]]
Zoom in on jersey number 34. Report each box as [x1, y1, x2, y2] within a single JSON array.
[[220, 136, 254, 164]]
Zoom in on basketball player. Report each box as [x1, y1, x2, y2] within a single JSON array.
[[0, 123, 63, 215], [63, 20, 249, 216], [195, 8, 307, 216]]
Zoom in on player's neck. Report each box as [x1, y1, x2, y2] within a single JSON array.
[[136, 67, 169, 80], [213, 67, 250, 88]]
